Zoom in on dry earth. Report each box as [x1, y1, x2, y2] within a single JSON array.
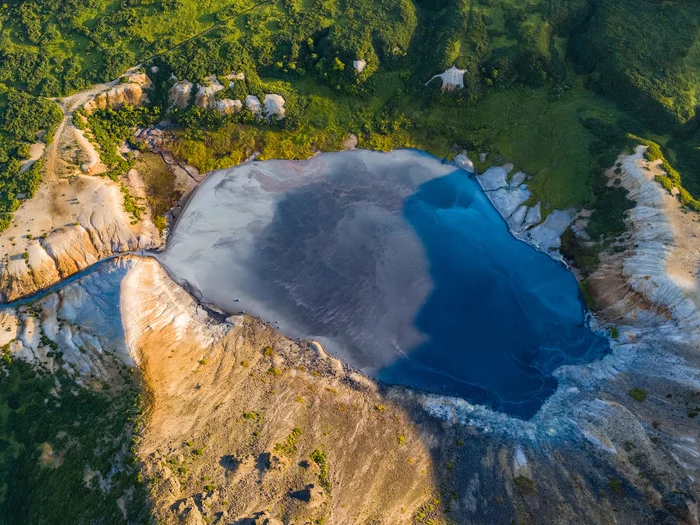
[[0, 71, 161, 302]]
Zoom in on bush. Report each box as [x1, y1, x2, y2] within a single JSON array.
[[274, 427, 302, 456], [514, 475, 536, 494], [560, 227, 599, 275], [310, 448, 331, 490], [608, 476, 623, 494], [628, 388, 648, 402]]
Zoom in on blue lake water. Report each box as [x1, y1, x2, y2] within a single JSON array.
[[378, 170, 609, 417], [160, 149, 610, 419]]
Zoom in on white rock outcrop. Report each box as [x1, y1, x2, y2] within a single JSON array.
[[168, 80, 193, 109], [477, 165, 535, 230], [222, 71, 245, 82], [522, 208, 576, 252], [263, 94, 285, 119], [473, 157, 575, 255], [245, 95, 262, 115], [426, 65, 466, 91], [165, 74, 280, 119], [194, 75, 225, 109], [83, 73, 152, 113], [453, 152, 475, 172], [214, 98, 243, 115], [353, 59, 367, 73]]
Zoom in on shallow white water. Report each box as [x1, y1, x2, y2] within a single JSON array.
[[159, 150, 447, 372]]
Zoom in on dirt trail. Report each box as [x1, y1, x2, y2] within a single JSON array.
[[44, 65, 143, 182], [0, 65, 161, 303]]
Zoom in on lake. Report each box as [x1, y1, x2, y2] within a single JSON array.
[[159, 149, 610, 418]]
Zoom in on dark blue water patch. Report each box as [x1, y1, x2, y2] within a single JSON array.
[[377, 170, 610, 418]]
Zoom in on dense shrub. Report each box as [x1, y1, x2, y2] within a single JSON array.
[[0, 359, 148, 522]]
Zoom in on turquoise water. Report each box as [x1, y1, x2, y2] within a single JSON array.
[[161, 149, 610, 419], [378, 169, 609, 418]]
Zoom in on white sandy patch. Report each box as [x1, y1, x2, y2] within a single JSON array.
[[73, 127, 105, 174], [19, 142, 46, 173], [426, 65, 466, 90]]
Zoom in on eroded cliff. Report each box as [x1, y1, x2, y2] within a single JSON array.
[[1, 250, 697, 524]]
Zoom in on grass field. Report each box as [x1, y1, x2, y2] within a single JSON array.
[[171, 69, 623, 211]]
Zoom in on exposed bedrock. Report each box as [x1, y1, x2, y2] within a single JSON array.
[[1, 147, 699, 523], [2, 248, 697, 522], [590, 146, 700, 327], [0, 175, 160, 302], [83, 72, 152, 114], [456, 154, 577, 257]]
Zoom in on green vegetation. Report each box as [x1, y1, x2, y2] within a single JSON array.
[[413, 494, 444, 524], [633, 136, 700, 212], [242, 411, 262, 421], [133, 152, 179, 231], [0, 89, 61, 232], [121, 185, 145, 223], [514, 475, 537, 494], [82, 106, 159, 178], [628, 388, 648, 403], [310, 448, 331, 490], [0, 359, 148, 523], [608, 476, 623, 494], [571, 0, 700, 129], [1, 0, 698, 257], [274, 427, 302, 456]]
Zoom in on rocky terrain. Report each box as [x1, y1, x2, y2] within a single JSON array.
[[168, 73, 285, 119], [0, 65, 291, 304], [0, 135, 160, 301], [82, 72, 153, 115], [0, 170, 159, 302], [0, 139, 698, 523], [590, 147, 700, 323], [0, 70, 699, 524]]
